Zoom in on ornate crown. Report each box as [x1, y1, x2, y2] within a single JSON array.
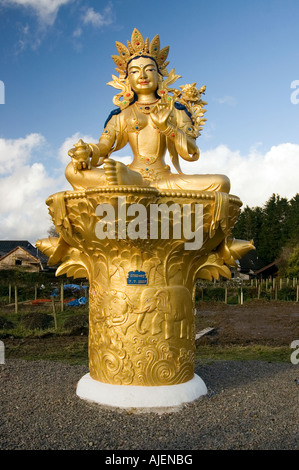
[[112, 28, 170, 78]]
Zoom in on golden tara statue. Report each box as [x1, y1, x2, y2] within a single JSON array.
[[65, 29, 230, 193], [36, 29, 253, 409]]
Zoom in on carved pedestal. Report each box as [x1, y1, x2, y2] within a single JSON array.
[[37, 186, 251, 408]]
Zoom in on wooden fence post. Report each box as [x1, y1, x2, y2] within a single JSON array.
[[51, 296, 58, 330], [14, 284, 18, 314], [8, 283, 12, 304], [60, 281, 64, 313]]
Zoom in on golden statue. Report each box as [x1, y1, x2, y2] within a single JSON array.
[[36, 29, 254, 409], [65, 28, 229, 193]]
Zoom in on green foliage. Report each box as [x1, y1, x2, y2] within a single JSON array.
[[232, 193, 299, 266], [0, 316, 14, 329], [63, 314, 89, 335], [287, 246, 299, 278], [20, 313, 54, 330], [196, 345, 290, 363], [0, 270, 57, 285], [232, 205, 263, 245], [277, 286, 296, 301], [202, 287, 225, 301]]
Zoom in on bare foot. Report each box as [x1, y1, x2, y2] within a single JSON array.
[[103, 159, 149, 186], [103, 159, 118, 185]]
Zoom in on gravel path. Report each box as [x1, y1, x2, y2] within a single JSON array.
[[0, 359, 298, 450]]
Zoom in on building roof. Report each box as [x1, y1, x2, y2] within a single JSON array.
[[238, 250, 264, 274], [0, 240, 48, 264], [254, 262, 278, 276]]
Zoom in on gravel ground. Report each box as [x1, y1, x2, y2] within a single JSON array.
[[0, 359, 298, 451]]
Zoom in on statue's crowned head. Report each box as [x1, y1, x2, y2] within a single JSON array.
[[107, 27, 207, 141], [112, 28, 170, 80], [108, 28, 172, 109]]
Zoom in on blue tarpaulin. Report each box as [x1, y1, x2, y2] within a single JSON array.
[[66, 297, 87, 307], [64, 284, 81, 290], [50, 285, 88, 296]]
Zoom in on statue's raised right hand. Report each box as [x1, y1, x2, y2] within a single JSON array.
[[150, 99, 174, 132], [68, 139, 92, 174]]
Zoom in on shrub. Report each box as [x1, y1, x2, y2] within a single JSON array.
[[20, 313, 53, 330], [203, 287, 225, 302], [0, 316, 14, 330], [243, 287, 258, 299], [278, 286, 296, 301], [63, 314, 89, 335]]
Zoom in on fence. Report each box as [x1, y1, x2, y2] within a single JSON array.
[[196, 277, 299, 304], [0, 277, 298, 313], [0, 281, 88, 314]]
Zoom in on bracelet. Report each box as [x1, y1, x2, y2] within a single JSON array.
[[162, 124, 177, 138]]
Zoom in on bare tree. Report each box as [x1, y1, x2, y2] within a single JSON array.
[[48, 225, 59, 237]]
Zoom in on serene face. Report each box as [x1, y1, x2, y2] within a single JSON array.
[[127, 57, 159, 96]]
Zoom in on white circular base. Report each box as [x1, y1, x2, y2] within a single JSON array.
[[76, 373, 207, 410]]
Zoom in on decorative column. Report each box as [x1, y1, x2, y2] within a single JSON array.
[[37, 186, 253, 408]]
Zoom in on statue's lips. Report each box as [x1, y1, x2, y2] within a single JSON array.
[[139, 81, 149, 85]]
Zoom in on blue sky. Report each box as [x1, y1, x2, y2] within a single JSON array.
[[0, 0, 299, 242]]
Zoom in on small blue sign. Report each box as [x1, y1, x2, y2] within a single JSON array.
[[127, 270, 147, 285]]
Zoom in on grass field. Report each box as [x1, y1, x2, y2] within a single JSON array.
[[0, 298, 297, 365]]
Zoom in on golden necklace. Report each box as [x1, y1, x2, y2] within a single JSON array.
[[134, 99, 159, 114], [130, 104, 161, 166]]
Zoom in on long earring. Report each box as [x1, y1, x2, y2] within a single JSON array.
[[112, 79, 135, 109], [156, 75, 168, 102]]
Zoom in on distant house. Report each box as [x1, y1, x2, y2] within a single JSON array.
[[239, 250, 264, 276], [230, 250, 264, 280], [254, 262, 279, 279], [0, 241, 48, 272], [234, 249, 279, 279]]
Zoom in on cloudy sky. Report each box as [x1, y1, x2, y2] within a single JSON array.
[[0, 0, 298, 243]]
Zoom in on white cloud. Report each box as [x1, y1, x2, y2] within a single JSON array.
[[0, 134, 63, 243], [72, 27, 82, 38], [1, 132, 298, 244], [176, 143, 299, 207], [72, 4, 114, 52], [58, 132, 98, 166], [0, 133, 45, 175], [1, 0, 72, 25], [214, 95, 237, 106], [0, 132, 129, 244], [83, 4, 114, 28]]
